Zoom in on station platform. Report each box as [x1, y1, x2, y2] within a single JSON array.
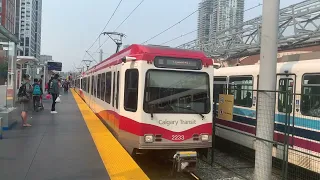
[[0, 90, 149, 180]]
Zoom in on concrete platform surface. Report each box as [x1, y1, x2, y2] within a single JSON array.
[[0, 92, 110, 180]]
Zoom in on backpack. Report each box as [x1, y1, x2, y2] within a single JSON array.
[[18, 83, 30, 102], [33, 84, 41, 95]]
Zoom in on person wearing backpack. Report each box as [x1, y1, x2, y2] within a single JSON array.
[[49, 74, 60, 113], [32, 78, 43, 111], [18, 74, 33, 127]]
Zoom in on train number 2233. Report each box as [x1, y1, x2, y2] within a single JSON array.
[[172, 135, 185, 141]]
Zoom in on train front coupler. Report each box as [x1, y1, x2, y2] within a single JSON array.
[[172, 151, 197, 173]]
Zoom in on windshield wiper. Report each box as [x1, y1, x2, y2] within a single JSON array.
[[168, 104, 204, 119]]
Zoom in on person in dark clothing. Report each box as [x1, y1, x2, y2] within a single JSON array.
[[63, 80, 69, 93], [49, 74, 60, 113], [47, 76, 54, 93]]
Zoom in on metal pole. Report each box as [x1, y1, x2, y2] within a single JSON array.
[[254, 0, 280, 180], [43, 64, 46, 91], [100, 49, 103, 62]]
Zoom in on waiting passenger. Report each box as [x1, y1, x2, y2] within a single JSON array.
[[243, 92, 253, 107], [18, 74, 33, 127], [49, 74, 60, 113]]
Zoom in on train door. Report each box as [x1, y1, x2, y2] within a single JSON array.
[[111, 66, 120, 136], [276, 74, 296, 145], [213, 76, 228, 115]]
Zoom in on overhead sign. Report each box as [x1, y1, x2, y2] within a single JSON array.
[[218, 94, 234, 121], [47, 62, 62, 71], [154, 57, 202, 70]]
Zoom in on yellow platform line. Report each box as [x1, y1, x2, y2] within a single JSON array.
[[71, 89, 150, 180]]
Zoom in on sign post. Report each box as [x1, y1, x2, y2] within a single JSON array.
[[217, 94, 234, 121]]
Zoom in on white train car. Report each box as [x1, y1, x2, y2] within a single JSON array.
[[74, 44, 214, 160], [214, 59, 320, 173]]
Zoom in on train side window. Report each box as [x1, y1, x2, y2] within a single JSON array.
[[101, 73, 106, 100], [84, 78, 87, 90], [88, 77, 91, 93], [86, 78, 88, 91], [228, 76, 253, 107], [301, 74, 320, 117], [278, 78, 293, 113], [124, 69, 139, 112], [213, 76, 228, 103], [91, 76, 94, 96], [97, 74, 101, 99], [112, 72, 116, 107], [80, 79, 83, 89], [94, 76, 97, 97], [105, 72, 112, 103], [116, 71, 120, 109]]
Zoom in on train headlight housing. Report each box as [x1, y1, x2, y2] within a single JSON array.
[[200, 134, 209, 141], [144, 134, 154, 143]]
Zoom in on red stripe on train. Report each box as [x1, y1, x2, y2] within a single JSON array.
[[98, 110, 212, 142], [216, 119, 320, 153]]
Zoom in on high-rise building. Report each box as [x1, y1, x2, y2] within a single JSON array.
[[40, 54, 52, 63], [197, 0, 244, 42], [197, 0, 214, 43], [16, 0, 42, 59], [0, 0, 16, 34]]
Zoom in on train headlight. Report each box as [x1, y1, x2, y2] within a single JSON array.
[[200, 134, 209, 141], [144, 134, 154, 143]]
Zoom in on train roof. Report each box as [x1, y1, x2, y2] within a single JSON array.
[[215, 59, 320, 76], [86, 44, 213, 74]]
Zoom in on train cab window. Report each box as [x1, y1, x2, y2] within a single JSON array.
[[124, 69, 139, 112], [228, 76, 253, 107], [116, 71, 120, 109], [105, 72, 111, 103], [278, 78, 293, 113], [143, 70, 210, 114], [101, 73, 106, 100], [301, 74, 320, 117], [97, 74, 101, 99], [213, 77, 228, 103]]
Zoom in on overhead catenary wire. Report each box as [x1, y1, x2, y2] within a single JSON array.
[[141, 9, 199, 45], [170, 3, 263, 47], [95, 0, 146, 52], [160, 29, 197, 45], [85, 0, 124, 52]]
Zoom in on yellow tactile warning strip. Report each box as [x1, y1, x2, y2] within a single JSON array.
[[71, 89, 150, 180]]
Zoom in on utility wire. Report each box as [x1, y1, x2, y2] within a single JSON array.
[[86, 0, 124, 52], [141, 9, 199, 45], [172, 3, 263, 46], [160, 29, 197, 45], [95, 0, 146, 52]]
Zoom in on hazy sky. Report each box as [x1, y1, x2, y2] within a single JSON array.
[[41, 0, 305, 72]]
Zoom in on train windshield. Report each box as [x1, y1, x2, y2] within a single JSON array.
[[143, 70, 210, 114]]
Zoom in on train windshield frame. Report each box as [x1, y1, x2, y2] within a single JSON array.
[[143, 69, 210, 114]]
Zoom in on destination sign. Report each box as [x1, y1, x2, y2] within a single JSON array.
[[154, 57, 202, 70], [47, 62, 62, 71]]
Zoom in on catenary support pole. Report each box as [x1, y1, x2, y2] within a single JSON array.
[[254, 0, 280, 180], [100, 49, 103, 62]]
